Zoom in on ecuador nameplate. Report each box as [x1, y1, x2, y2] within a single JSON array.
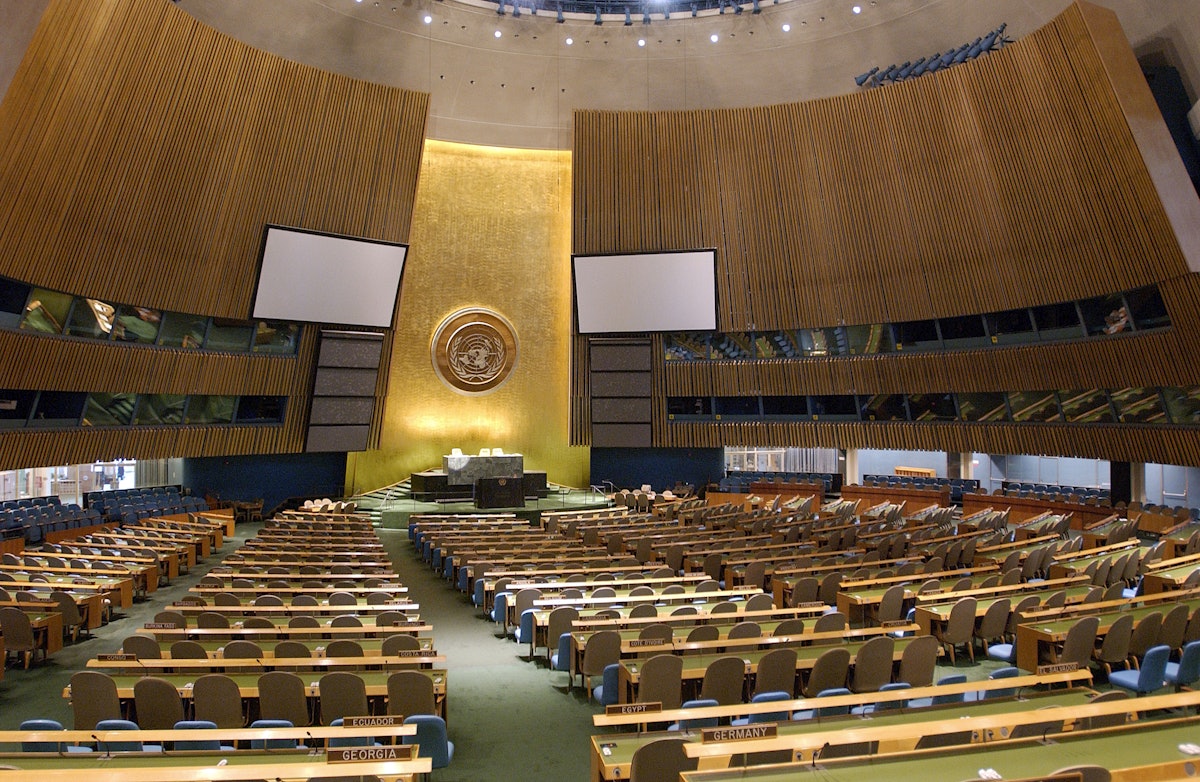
[[344, 715, 402, 727], [327, 745, 416, 763], [701, 724, 778, 743]]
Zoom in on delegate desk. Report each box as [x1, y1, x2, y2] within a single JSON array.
[[87, 653, 445, 674], [137, 622, 433, 642], [962, 492, 1114, 530], [613, 635, 922, 704], [678, 717, 1200, 782], [1015, 595, 1200, 673], [182, 635, 435, 657], [0, 605, 63, 656], [65, 669, 449, 721], [1, 591, 104, 630], [0, 573, 132, 609], [913, 578, 1093, 637], [1140, 552, 1200, 593], [595, 684, 1135, 781]]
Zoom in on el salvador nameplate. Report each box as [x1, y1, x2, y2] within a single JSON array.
[[1036, 662, 1078, 675]]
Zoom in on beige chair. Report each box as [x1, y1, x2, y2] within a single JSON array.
[[132, 676, 184, 729], [744, 592, 774, 612], [122, 634, 163, 659], [1094, 613, 1134, 675], [629, 737, 697, 782], [69, 670, 123, 730], [973, 597, 1010, 656], [1057, 615, 1100, 668], [773, 618, 806, 637], [629, 603, 658, 618], [803, 646, 849, 697], [386, 670, 436, 717], [223, 640, 263, 659], [192, 673, 245, 728], [753, 647, 798, 697], [897, 634, 939, 688], [699, 655, 745, 706], [848, 635, 894, 694], [273, 640, 312, 659], [727, 621, 762, 640], [636, 654, 683, 710], [935, 597, 977, 664], [327, 639, 365, 657], [169, 640, 209, 659], [1128, 611, 1164, 667], [48, 591, 87, 642], [638, 623, 673, 643], [258, 671, 312, 727], [328, 591, 357, 606], [686, 625, 719, 645], [580, 629, 621, 699], [197, 611, 230, 629], [319, 671, 369, 724], [0, 607, 44, 668], [331, 614, 362, 627]]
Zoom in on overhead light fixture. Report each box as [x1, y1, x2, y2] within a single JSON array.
[[565, 36, 573, 43], [638, 38, 645, 46], [710, 33, 718, 42], [423, 13, 432, 23], [495, 29, 502, 36], [781, 22, 790, 31], [852, 5, 861, 13]]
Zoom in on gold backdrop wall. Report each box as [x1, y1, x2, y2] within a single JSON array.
[[346, 140, 588, 493]]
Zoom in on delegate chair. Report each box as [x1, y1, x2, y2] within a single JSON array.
[[387, 670, 436, 717], [1093, 613, 1134, 676], [170, 640, 209, 659], [258, 671, 312, 727], [1166, 640, 1200, 691], [1128, 612, 1164, 666], [849, 635, 894, 694], [19, 719, 93, 753], [49, 590, 87, 642], [320, 672, 369, 725], [897, 634, 939, 688], [382, 634, 421, 655], [274, 640, 311, 658], [249, 719, 303, 750], [594, 663, 621, 706], [803, 647, 850, 698], [1109, 644, 1170, 695], [580, 630, 620, 698], [122, 635, 162, 660], [637, 654, 684, 710], [69, 670, 123, 730], [934, 597, 976, 664], [133, 677, 185, 730], [192, 673, 245, 728], [544, 606, 578, 665], [700, 656, 747, 706], [326, 639, 365, 657], [754, 647, 798, 697], [0, 607, 44, 668], [173, 720, 235, 751], [973, 597, 1010, 657], [629, 737, 696, 782], [404, 715, 454, 769], [223, 640, 263, 659], [94, 719, 160, 753]]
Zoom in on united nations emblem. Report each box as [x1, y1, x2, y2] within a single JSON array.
[[431, 308, 519, 394]]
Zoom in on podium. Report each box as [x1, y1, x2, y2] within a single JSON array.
[[475, 476, 525, 509]]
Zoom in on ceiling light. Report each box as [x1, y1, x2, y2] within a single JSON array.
[[852, 5, 861, 13], [565, 36, 573, 44], [710, 33, 718, 42], [781, 22, 790, 31], [423, 14, 432, 23], [494, 29, 502, 37], [638, 38, 645, 46]]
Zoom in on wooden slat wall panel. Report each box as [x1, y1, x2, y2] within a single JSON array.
[[570, 4, 1188, 331], [0, 0, 427, 465], [0, 0, 429, 318]]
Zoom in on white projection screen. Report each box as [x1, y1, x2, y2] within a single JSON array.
[[252, 226, 407, 328], [573, 250, 717, 333]]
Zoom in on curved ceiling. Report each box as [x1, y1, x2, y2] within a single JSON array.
[[150, 0, 1200, 148]]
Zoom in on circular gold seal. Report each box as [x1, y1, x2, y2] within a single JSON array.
[[431, 308, 519, 395]]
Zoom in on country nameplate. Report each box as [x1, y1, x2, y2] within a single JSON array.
[[701, 724, 778, 743]]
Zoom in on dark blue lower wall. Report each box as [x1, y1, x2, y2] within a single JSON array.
[[590, 448, 724, 495], [182, 452, 347, 514]]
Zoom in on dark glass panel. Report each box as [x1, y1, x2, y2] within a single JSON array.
[[1008, 391, 1061, 423]]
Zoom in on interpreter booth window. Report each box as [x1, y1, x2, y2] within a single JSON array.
[[1058, 389, 1116, 424], [1110, 387, 1167, 424], [984, 308, 1036, 345], [134, 394, 187, 425], [205, 319, 255, 352], [1079, 293, 1130, 336], [236, 396, 286, 424], [19, 288, 73, 334], [809, 395, 858, 421], [907, 393, 957, 421], [253, 321, 300, 355], [762, 396, 809, 419], [842, 324, 895, 355], [710, 334, 752, 360], [958, 392, 1009, 422], [1162, 387, 1200, 425], [1124, 286, 1169, 331], [1032, 301, 1083, 341], [859, 394, 907, 421], [0, 277, 31, 330], [1008, 390, 1062, 423], [157, 311, 207, 349], [891, 319, 940, 352], [28, 391, 86, 428], [664, 333, 709, 361], [185, 395, 236, 425], [83, 392, 137, 426], [112, 306, 163, 344], [0, 389, 37, 429], [714, 396, 760, 417], [667, 397, 712, 418], [938, 314, 989, 350], [754, 332, 787, 359], [65, 298, 116, 340], [796, 328, 833, 356]]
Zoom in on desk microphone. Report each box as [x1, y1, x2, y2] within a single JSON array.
[[135, 656, 149, 677], [92, 733, 110, 759]]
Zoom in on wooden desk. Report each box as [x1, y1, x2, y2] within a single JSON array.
[[962, 492, 1114, 530]]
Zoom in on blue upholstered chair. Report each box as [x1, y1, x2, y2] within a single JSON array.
[[248, 719, 302, 749], [1109, 644, 1170, 695], [1166, 640, 1200, 691], [593, 663, 621, 706], [793, 687, 852, 721], [403, 715, 454, 769], [731, 691, 791, 725], [329, 717, 384, 748], [19, 719, 93, 753], [172, 719, 233, 751], [94, 719, 161, 753], [669, 699, 720, 731], [907, 673, 967, 708]]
